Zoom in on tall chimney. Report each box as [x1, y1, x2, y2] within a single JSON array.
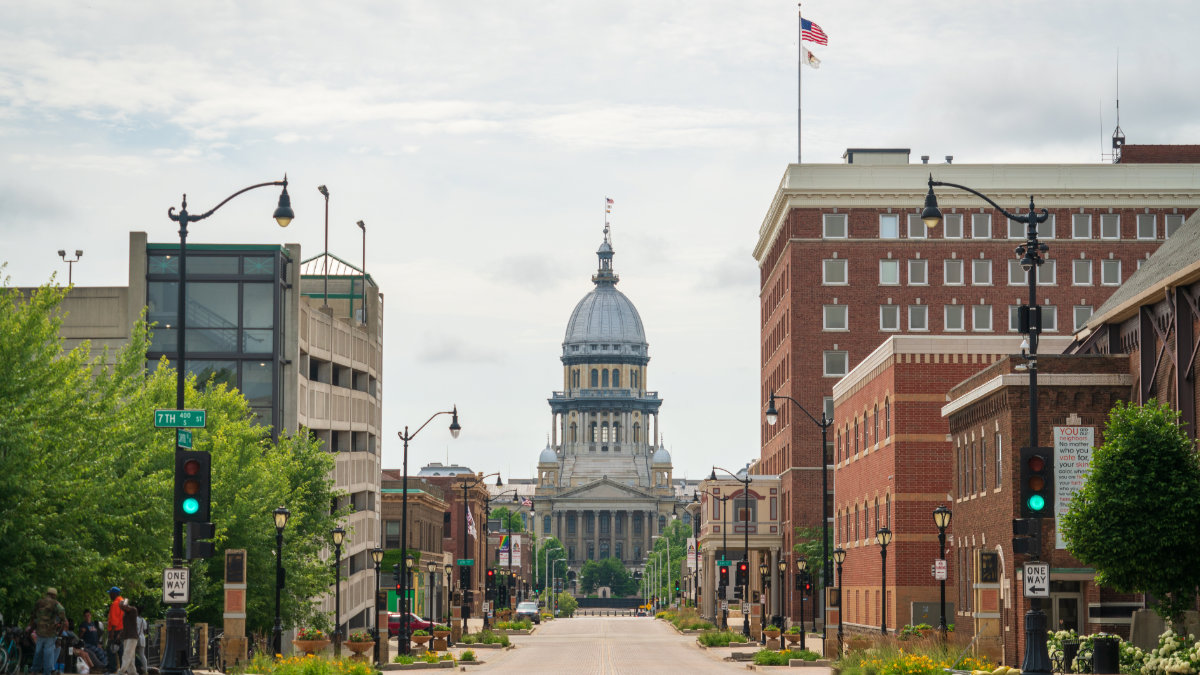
[[945, 155, 954, 164]]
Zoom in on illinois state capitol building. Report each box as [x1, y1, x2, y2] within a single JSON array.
[[533, 227, 685, 577]]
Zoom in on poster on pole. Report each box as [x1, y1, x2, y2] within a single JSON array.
[[686, 538, 697, 571], [1054, 426, 1095, 549], [512, 536, 522, 566]]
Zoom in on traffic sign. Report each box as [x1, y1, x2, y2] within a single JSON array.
[[457, 559, 475, 566], [934, 559, 947, 581], [162, 567, 190, 604], [156, 410, 207, 428], [1023, 562, 1049, 598], [178, 429, 193, 449]]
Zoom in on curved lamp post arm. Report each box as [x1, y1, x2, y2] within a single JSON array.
[[398, 406, 461, 443], [928, 176, 1048, 225], [768, 392, 832, 428], [169, 177, 290, 224]]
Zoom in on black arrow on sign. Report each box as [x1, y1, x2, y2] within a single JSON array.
[[168, 590, 185, 599], [1028, 586, 1046, 595]]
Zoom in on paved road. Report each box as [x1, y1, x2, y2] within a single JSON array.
[[464, 616, 753, 674]]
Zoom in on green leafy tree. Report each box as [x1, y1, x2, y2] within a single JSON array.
[[644, 518, 690, 600], [554, 591, 577, 617], [792, 525, 834, 586], [530, 536, 566, 592], [1061, 400, 1200, 622], [578, 557, 637, 596], [489, 506, 525, 532]]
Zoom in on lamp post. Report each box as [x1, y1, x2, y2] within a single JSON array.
[[356, 220, 366, 325], [426, 561, 437, 623], [696, 488, 733, 629], [57, 249, 82, 285], [317, 184, 330, 307], [933, 506, 952, 638], [332, 527, 345, 656], [922, 176, 1051, 675], [370, 547, 384, 665], [552, 558, 567, 617], [876, 527, 891, 635], [759, 562, 769, 635], [404, 553, 415, 647], [443, 564, 453, 623], [766, 392, 833, 633], [776, 559, 787, 630], [710, 467, 752, 638], [397, 407, 461, 655], [457, 473, 501, 628], [163, 177, 293, 675], [796, 556, 808, 651], [833, 547, 846, 656], [482, 489, 519, 621], [271, 507, 290, 658]]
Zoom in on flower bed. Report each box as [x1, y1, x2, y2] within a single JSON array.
[[697, 630, 751, 648], [231, 653, 374, 675], [835, 641, 992, 675]]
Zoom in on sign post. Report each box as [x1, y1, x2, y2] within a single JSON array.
[[934, 559, 947, 580], [156, 409, 207, 428], [163, 567, 191, 604]]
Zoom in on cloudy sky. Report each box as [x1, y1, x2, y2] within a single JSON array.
[[3, 1, 1199, 479]]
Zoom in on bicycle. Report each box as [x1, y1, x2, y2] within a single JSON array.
[[1, 626, 27, 675]]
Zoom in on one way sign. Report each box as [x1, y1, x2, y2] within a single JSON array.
[[1023, 562, 1049, 598], [162, 567, 190, 604]]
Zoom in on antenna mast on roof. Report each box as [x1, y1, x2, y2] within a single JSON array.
[[1111, 49, 1125, 164]]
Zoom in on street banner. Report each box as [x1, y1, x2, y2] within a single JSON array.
[[1053, 426, 1095, 548], [512, 537, 522, 566], [686, 538, 697, 571]]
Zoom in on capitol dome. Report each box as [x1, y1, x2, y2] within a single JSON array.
[[561, 228, 649, 360], [651, 444, 672, 465], [539, 442, 558, 465]]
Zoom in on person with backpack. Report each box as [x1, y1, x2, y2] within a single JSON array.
[[31, 588, 66, 675]]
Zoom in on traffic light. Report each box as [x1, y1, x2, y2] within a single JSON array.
[[185, 521, 215, 559], [719, 564, 729, 587], [1020, 447, 1054, 518], [736, 561, 749, 587], [733, 585, 744, 600], [393, 563, 401, 588], [803, 579, 813, 594], [173, 450, 211, 522], [1013, 518, 1042, 556], [795, 573, 802, 591], [486, 569, 496, 598]]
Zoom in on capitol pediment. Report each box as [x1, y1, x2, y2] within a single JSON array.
[[556, 476, 653, 501]]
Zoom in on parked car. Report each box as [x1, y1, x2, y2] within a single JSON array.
[[387, 612, 433, 637], [514, 601, 541, 624]]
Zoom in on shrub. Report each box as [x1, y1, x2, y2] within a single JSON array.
[[421, 652, 440, 663], [231, 653, 377, 675], [461, 634, 477, 644], [295, 627, 326, 641], [754, 649, 793, 666], [835, 638, 991, 675], [411, 629, 429, 637], [391, 655, 415, 665], [697, 630, 750, 647], [345, 631, 373, 643], [459, 650, 476, 662], [786, 625, 805, 634]]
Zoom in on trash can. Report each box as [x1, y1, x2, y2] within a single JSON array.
[[1093, 635, 1121, 674], [1062, 640, 1080, 673]]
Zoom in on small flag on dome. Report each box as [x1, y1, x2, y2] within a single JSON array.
[[605, 197, 614, 214]]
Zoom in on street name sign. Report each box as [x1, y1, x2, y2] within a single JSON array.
[[155, 409, 207, 428], [1023, 562, 1049, 598], [178, 429, 193, 449], [457, 559, 474, 566], [163, 567, 190, 604]]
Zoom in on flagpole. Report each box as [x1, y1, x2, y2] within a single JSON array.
[[797, 3, 803, 164]]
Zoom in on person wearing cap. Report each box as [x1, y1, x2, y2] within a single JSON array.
[[31, 587, 66, 675], [105, 587, 124, 672], [114, 601, 139, 675]]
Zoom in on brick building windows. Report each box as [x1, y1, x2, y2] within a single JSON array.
[[972, 259, 992, 285], [1166, 214, 1185, 237], [884, 399, 890, 438], [908, 259, 928, 285], [944, 259, 964, 285], [909, 304, 928, 331], [1100, 214, 1120, 239], [823, 259, 847, 285], [1072, 214, 1091, 239], [824, 351, 849, 376], [995, 432, 1003, 488], [972, 213, 992, 239], [907, 214, 926, 239], [824, 214, 848, 238], [1101, 259, 1122, 285], [945, 305, 965, 331], [943, 213, 963, 238], [1073, 259, 1093, 285], [1137, 214, 1156, 240], [824, 305, 849, 331], [979, 438, 987, 490], [880, 305, 900, 331], [880, 214, 900, 239], [880, 259, 900, 285], [972, 305, 993, 332], [1073, 305, 1093, 331]]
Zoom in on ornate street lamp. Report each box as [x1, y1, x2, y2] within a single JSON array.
[[370, 547, 384, 665], [271, 507, 290, 658], [332, 527, 345, 655], [933, 506, 952, 638], [833, 547, 846, 655], [796, 556, 808, 651], [876, 527, 892, 635]]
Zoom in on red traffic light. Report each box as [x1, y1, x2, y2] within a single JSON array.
[[738, 562, 748, 572]]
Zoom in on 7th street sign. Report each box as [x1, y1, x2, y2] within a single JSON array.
[[162, 567, 190, 604], [155, 410, 206, 428]]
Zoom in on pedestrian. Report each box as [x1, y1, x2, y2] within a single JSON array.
[[134, 611, 147, 675], [105, 588, 124, 673], [114, 601, 138, 675], [79, 611, 101, 649], [31, 587, 66, 675]]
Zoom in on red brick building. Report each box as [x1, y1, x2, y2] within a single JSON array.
[[753, 148, 1200, 623]]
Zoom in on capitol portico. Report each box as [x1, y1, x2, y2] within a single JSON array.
[[532, 226, 684, 578]]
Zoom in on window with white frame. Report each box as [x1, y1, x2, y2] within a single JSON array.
[[1100, 214, 1120, 239], [879, 259, 900, 285], [1137, 214, 1156, 240], [908, 305, 928, 331], [908, 259, 928, 285], [944, 259, 964, 285], [1008, 218, 1025, 239], [972, 213, 991, 239], [1008, 259, 1028, 285], [880, 305, 900, 331], [824, 214, 848, 238], [945, 305, 965, 331], [1007, 305, 1020, 332], [972, 305, 993, 331], [995, 433, 1003, 488], [823, 259, 847, 285], [879, 214, 900, 239], [1038, 260, 1056, 285], [942, 213, 963, 238], [1072, 214, 1091, 239], [823, 305, 848, 330], [1073, 305, 1093, 331], [1101, 259, 1121, 285], [1042, 305, 1058, 332], [972, 259, 992, 285], [907, 214, 926, 239], [1073, 259, 1092, 285], [1039, 214, 1055, 239], [824, 351, 849, 376], [1166, 214, 1185, 238]]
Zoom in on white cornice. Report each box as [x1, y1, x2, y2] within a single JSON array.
[[753, 162, 1200, 265], [940, 373, 1133, 418]]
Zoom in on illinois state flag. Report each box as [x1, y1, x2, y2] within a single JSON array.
[[802, 46, 821, 69]]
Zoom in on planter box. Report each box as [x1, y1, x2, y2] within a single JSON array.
[[789, 659, 832, 667], [496, 629, 532, 635], [379, 661, 455, 670]]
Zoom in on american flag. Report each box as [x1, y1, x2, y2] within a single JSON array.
[[801, 19, 828, 46], [522, 497, 533, 507], [605, 196, 614, 213]]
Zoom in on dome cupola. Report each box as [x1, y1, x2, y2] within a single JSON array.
[[562, 225, 649, 363]]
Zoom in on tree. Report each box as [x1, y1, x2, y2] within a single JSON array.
[[793, 526, 834, 586], [578, 557, 637, 596], [554, 591, 577, 617], [0, 278, 342, 633], [489, 506, 525, 532], [530, 536, 566, 592], [1061, 400, 1200, 622]]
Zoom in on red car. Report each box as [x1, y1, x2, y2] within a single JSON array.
[[388, 612, 433, 637]]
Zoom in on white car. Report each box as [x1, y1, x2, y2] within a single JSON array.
[[515, 601, 541, 624]]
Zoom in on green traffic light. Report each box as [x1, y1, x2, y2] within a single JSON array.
[[1027, 494, 1046, 511], [182, 497, 200, 515]]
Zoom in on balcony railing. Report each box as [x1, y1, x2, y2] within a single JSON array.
[[551, 389, 659, 400]]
